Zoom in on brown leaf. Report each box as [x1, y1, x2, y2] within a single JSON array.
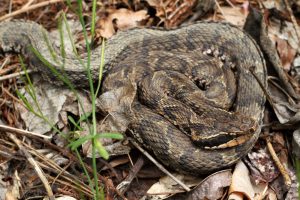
[[275, 36, 297, 71], [186, 170, 232, 200], [97, 8, 148, 38], [220, 6, 247, 27], [229, 161, 277, 200], [146, 173, 202, 198]]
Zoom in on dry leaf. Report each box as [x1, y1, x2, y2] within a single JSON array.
[[147, 173, 201, 199], [229, 161, 255, 199], [247, 148, 279, 183], [229, 161, 277, 200], [16, 80, 68, 134], [220, 6, 247, 27], [186, 170, 232, 200], [275, 37, 296, 71], [81, 83, 136, 158], [112, 9, 148, 30], [97, 8, 148, 38]]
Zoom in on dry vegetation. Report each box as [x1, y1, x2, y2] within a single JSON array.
[[0, 0, 300, 199]]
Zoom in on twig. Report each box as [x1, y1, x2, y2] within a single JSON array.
[[0, 124, 51, 139], [22, 0, 36, 9], [2, 86, 23, 104], [0, 56, 11, 70], [7, 133, 55, 200], [225, 0, 236, 8], [0, 0, 66, 21], [0, 64, 18, 76], [0, 69, 33, 82], [129, 138, 191, 192], [8, 0, 13, 14], [214, 0, 226, 20], [265, 137, 292, 188], [116, 156, 145, 195]]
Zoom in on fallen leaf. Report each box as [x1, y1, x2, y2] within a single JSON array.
[[229, 161, 255, 199], [220, 6, 247, 27], [247, 148, 279, 183], [275, 36, 296, 71], [82, 83, 136, 158], [112, 9, 148, 30], [229, 161, 277, 200], [97, 8, 148, 38], [147, 173, 202, 199], [186, 170, 232, 200], [16, 80, 68, 134]]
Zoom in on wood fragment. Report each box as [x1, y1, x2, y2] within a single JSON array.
[[0, 124, 51, 139], [0, 69, 33, 82], [266, 137, 292, 188]]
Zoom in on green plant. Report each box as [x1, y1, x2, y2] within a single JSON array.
[[17, 1, 123, 199]]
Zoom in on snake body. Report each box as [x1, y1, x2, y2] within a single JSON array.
[[0, 20, 266, 174]]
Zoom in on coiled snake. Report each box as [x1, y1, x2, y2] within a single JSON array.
[[0, 20, 266, 174]]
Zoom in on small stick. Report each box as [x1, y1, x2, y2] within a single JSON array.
[[129, 138, 191, 192], [116, 156, 145, 194], [8, 0, 13, 14], [0, 124, 51, 139], [266, 137, 292, 188], [214, 0, 226, 20], [0, 69, 33, 82], [0, 56, 11, 70], [2, 86, 23, 104], [225, 0, 236, 8], [0, 64, 18, 76], [22, 0, 36, 9]]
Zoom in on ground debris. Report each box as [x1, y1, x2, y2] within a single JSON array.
[[1, 0, 300, 199]]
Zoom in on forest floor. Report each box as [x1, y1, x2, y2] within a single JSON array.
[[0, 0, 300, 199]]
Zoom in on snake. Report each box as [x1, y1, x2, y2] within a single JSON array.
[[0, 19, 267, 175]]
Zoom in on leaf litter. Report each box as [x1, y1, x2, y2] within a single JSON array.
[[1, 0, 300, 199]]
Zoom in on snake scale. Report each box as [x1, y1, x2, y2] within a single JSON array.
[[0, 19, 267, 174]]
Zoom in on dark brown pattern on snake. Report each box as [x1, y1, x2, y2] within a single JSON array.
[[0, 20, 267, 174]]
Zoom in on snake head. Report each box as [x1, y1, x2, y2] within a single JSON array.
[[191, 115, 258, 149]]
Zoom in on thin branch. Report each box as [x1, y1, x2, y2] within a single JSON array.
[[0, 124, 52, 139], [0, 0, 66, 21], [215, 0, 226, 20], [0, 69, 33, 82], [22, 0, 36, 9], [266, 137, 292, 188]]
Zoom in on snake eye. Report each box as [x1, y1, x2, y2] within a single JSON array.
[[240, 124, 250, 131], [195, 78, 208, 90]]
